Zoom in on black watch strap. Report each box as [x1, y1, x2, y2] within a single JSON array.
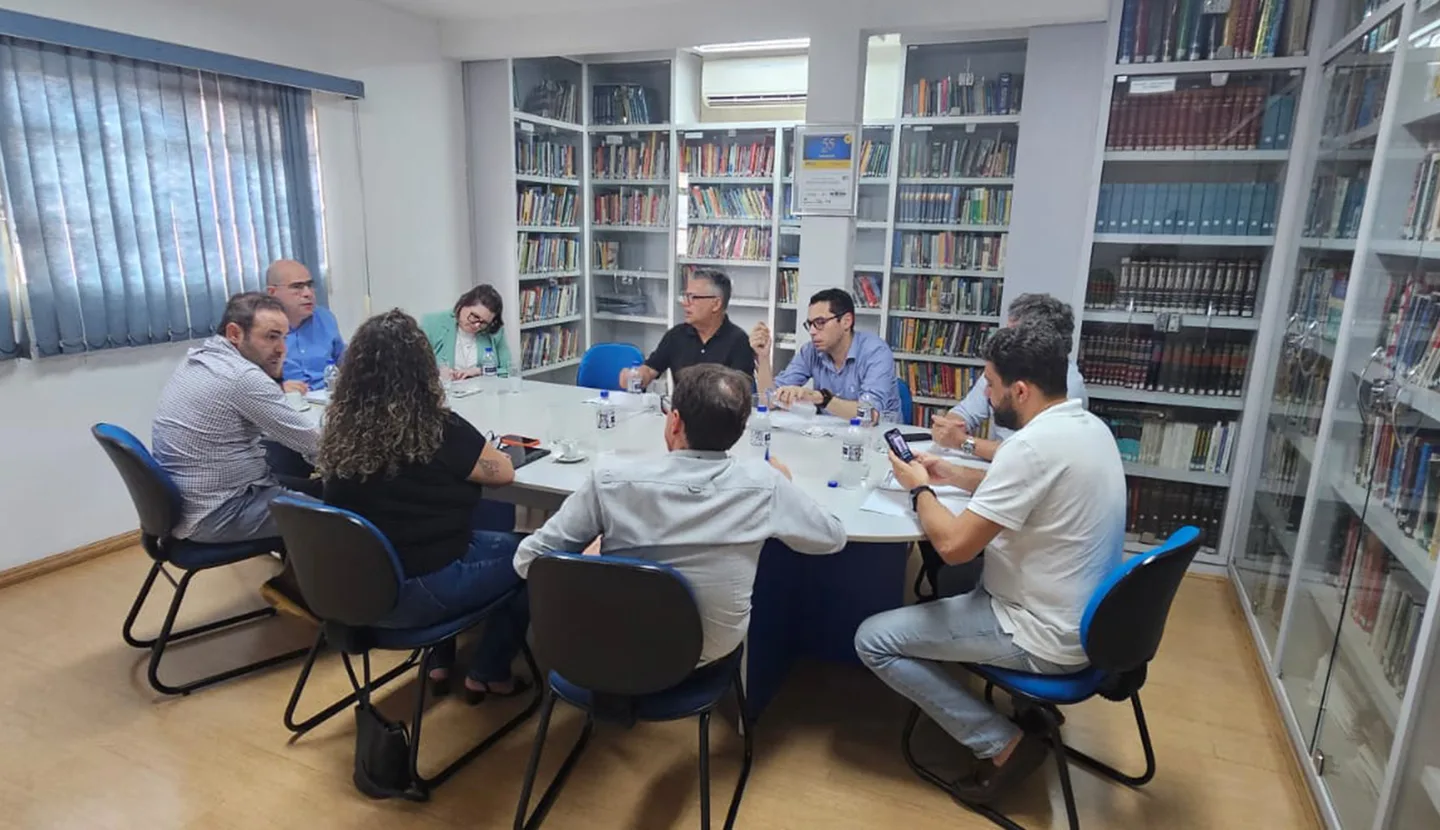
[[910, 485, 936, 512], [816, 388, 833, 414]]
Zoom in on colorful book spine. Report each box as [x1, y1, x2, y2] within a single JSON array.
[[897, 136, 1016, 179], [515, 233, 578, 274], [1078, 326, 1251, 396]]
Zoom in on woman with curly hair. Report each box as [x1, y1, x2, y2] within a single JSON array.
[[319, 309, 529, 703]]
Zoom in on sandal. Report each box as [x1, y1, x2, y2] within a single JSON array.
[[463, 676, 533, 706]]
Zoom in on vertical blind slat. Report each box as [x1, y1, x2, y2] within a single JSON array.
[[0, 35, 324, 356]]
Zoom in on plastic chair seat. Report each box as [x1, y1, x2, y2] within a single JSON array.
[[549, 648, 742, 722], [966, 663, 1108, 705], [165, 537, 284, 571]]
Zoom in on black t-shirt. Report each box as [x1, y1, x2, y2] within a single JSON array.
[[644, 316, 755, 379], [323, 412, 486, 578]]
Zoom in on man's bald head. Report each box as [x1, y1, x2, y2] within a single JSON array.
[[265, 259, 316, 326]]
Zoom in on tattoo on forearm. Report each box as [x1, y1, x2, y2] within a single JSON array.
[[479, 457, 502, 479]]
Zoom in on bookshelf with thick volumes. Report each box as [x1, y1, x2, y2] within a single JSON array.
[[1115, 1, 1440, 829]]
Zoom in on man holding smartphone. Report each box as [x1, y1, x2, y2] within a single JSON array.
[[854, 323, 1125, 803]]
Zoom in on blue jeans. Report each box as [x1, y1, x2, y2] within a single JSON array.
[[854, 587, 1073, 759], [377, 530, 528, 684]]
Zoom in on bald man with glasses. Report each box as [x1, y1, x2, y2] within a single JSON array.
[[618, 269, 756, 391], [265, 259, 345, 393]]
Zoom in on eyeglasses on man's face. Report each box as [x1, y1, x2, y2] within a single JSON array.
[[281, 279, 314, 293], [802, 314, 839, 332], [681, 293, 719, 304]]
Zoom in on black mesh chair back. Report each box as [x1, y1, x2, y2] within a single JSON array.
[[91, 423, 181, 544], [269, 496, 403, 628], [528, 553, 703, 696], [1081, 525, 1202, 674]]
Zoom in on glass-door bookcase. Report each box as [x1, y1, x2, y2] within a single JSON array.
[[1227, 1, 1440, 828]]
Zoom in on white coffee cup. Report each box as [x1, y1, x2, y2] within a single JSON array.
[[285, 390, 305, 411]]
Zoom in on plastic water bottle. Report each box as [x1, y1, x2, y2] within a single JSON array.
[[323, 362, 339, 391], [839, 417, 867, 488], [480, 347, 499, 379], [626, 362, 644, 395], [595, 389, 617, 454], [748, 405, 772, 457]]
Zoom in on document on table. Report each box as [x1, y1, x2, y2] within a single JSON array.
[[303, 389, 331, 405], [768, 408, 848, 436], [582, 390, 648, 407], [859, 487, 969, 517], [873, 469, 971, 496]]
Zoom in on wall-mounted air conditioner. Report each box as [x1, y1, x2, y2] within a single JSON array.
[[701, 54, 807, 108]]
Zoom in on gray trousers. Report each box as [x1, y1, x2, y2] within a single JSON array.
[[187, 484, 305, 544]]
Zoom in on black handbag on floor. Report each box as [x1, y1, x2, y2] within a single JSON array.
[[353, 702, 414, 799]]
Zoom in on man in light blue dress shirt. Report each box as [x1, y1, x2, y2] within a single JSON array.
[[752, 288, 902, 422], [932, 293, 1087, 461], [266, 259, 345, 392]]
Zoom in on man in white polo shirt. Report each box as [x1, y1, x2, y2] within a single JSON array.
[[854, 323, 1126, 802]]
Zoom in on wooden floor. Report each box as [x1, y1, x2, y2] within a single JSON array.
[[0, 547, 1320, 830]]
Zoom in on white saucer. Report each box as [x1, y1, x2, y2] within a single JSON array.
[[553, 453, 588, 464]]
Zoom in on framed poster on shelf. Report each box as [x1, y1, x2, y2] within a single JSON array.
[[793, 124, 860, 216]]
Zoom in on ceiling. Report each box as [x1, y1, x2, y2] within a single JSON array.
[[370, 0, 695, 20]]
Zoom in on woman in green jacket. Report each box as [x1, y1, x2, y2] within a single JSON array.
[[421, 284, 514, 378]]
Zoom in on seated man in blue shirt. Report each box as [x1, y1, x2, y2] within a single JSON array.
[[931, 293, 1087, 461], [751, 288, 901, 421], [266, 259, 345, 393]]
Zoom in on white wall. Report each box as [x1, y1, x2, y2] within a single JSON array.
[[0, 0, 471, 568]]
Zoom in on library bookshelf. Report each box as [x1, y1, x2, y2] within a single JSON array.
[[1076, 3, 1440, 830]]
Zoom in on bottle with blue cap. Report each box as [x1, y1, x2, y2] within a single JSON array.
[[748, 404, 772, 458], [839, 417, 867, 488], [595, 389, 617, 455]]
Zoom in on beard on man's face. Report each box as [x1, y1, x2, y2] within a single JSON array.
[[992, 395, 1020, 431]]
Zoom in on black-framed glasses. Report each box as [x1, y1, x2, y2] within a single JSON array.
[[681, 293, 719, 304], [282, 279, 314, 292], [462, 310, 493, 327], [802, 314, 839, 332], [660, 395, 673, 415]]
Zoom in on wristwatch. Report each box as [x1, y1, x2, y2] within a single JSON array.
[[961, 436, 978, 456], [909, 485, 935, 512], [816, 388, 834, 414]]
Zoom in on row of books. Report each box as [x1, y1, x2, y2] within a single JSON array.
[[517, 185, 578, 227], [1355, 420, 1440, 561], [1092, 404, 1239, 475], [685, 227, 771, 261], [858, 139, 892, 178], [517, 79, 579, 124], [1273, 355, 1329, 411], [592, 135, 668, 180], [520, 324, 582, 372], [591, 84, 658, 126], [1291, 266, 1347, 345], [895, 186, 1011, 226], [778, 269, 799, 305], [591, 240, 626, 271], [903, 73, 1023, 118], [1400, 149, 1440, 242], [689, 186, 772, 220], [1304, 171, 1367, 239], [889, 274, 1003, 317], [896, 360, 982, 402], [1095, 181, 1279, 237], [1336, 519, 1427, 698], [681, 141, 775, 178], [1258, 425, 1306, 494], [912, 403, 992, 435], [893, 231, 1007, 273], [1382, 277, 1440, 389], [518, 279, 579, 323], [886, 319, 995, 360], [1106, 86, 1295, 151], [897, 136, 1016, 180], [1118, 0, 1311, 64], [1085, 257, 1262, 316], [515, 233, 578, 274], [1323, 66, 1387, 141], [516, 135, 578, 180], [593, 190, 669, 227], [1126, 478, 1226, 551], [853, 273, 882, 309], [1079, 328, 1252, 396]]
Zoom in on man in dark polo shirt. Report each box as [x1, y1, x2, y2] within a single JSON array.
[[618, 269, 756, 389]]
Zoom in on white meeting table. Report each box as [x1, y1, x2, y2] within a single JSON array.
[[318, 378, 972, 717]]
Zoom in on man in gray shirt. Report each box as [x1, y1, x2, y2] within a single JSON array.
[[931, 293, 1087, 461], [513, 364, 848, 665], [152, 293, 320, 544]]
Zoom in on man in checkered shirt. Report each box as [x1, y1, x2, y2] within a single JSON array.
[[152, 292, 321, 544]]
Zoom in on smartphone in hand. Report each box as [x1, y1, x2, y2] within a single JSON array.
[[883, 427, 916, 463]]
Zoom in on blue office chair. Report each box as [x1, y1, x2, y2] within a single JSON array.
[[269, 496, 541, 800], [577, 342, 644, 390], [896, 378, 914, 425], [514, 553, 753, 830], [901, 526, 1202, 830], [90, 423, 310, 695]]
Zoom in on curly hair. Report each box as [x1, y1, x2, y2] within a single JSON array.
[[317, 309, 448, 480]]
